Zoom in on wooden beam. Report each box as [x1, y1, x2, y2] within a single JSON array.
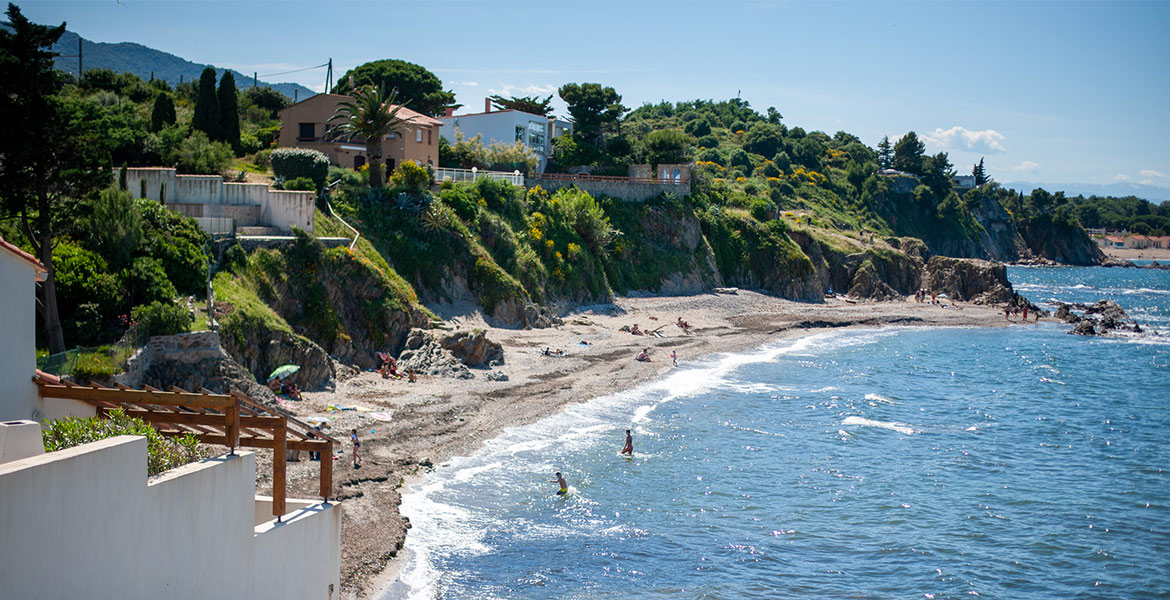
[[177, 433, 329, 453], [273, 421, 287, 519], [321, 441, 333, 500], [227, 398, 240, 454], [115, 408, 281, 429], [36, 383, 233, 409]]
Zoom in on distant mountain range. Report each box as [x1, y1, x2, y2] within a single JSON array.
[[1001, 181, 1170, 203], [49, 29, 317, 102]]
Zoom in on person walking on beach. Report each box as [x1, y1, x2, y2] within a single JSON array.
[[621, 430, 634, 456], [670, 350, 677, 367], [551, 471, 568, 495], [350, 428, 362, 468]]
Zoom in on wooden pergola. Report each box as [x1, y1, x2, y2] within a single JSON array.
[[34, 372, 338, 520]]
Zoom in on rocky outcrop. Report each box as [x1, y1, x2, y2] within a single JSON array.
[[438, 330, 504, 367], [394, 328, 506, 379], [966, 191, 1025, 261], [220, 327, 336, 391], [791, 232, 922, 301], [922, 256, 1013, 304], [1055, 300, 1146, 336], [119, 332, 278, 402]]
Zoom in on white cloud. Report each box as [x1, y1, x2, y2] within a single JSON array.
[[1114, 173, 1130, 181], [457, 81, 479, 87], [1139, 169, 1167, 179], [487, 83, 557, 97], [1140, 179, 1155, 185], [1007, 161, 1041, 174], [921, 126, 1007, 154]]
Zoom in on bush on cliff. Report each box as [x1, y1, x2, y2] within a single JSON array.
[[271, 147, 329, 189]]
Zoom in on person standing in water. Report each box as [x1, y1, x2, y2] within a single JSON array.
[[621, 430, 634, 456], [670, 350, 677, 367], [551, 471, 568, 495]]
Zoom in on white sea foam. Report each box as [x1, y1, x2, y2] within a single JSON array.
[[864, 393, 897, 404], [842, 416, 918, 435]]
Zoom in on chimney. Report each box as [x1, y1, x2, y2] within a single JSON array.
[[444, 107, 454, 117], [485, 98, 492, 113]]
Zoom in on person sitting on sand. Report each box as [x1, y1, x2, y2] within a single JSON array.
[[543, 347, 552, 356], [281, 382, 303, 401], [636, 348, 651, 362], [266, 377, 281, 393], [630, 324, 644, 336], [407, 368, 417, 383], [676, 317, 691, 332]]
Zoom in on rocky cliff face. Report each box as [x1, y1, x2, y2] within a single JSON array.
[[606, 203, 724, 296], [220, 327, 336, 390], [1018, 218, 1104, 265], [790, 232, 922, 301], [922, 256, 1014, 304], [966, 191, 1024, 262]]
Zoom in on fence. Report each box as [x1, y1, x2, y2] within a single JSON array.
[[434, 167, 525, 186], [530, 172, 688, 186], [37, 323, 149, 378]]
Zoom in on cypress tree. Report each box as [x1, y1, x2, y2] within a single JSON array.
[[877, 135, 893, 169], [150, 92, 176, 132], [192, 66, 220, 139], [217, 71, 240, 151], [972, 157, 988, 186]]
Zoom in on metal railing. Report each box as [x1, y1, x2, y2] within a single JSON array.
[[434, 167, 524, 186], [37, 323, 149, 378], [531, 172, 689, 185]]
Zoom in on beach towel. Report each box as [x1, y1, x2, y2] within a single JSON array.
[[369, 412, 393, 422]]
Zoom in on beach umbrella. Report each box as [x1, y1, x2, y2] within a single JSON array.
[[268, 364, 301, 381]]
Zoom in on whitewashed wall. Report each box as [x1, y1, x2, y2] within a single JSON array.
[[0, 436, 341, 600], [0, 250, 39, 423], [122, 168, 315, 234]]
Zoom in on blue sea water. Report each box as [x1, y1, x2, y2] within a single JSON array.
[[388, 267, 1170, 599]]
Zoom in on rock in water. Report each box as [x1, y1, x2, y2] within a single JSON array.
[[1072, 320, 1098, 336]]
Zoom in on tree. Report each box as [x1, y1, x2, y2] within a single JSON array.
[[0, 4, 111, 352], [558, 83, 627, 148], [329, 85, 407, 188], [921, 151, 955, 196], [244, 86, 290, 116], [743, 122, 783, 157], [972, 157, 989, 185], [217, 71, 240, 150], [876, 135, 893, 169], [192, 66, 220, 140], [488, 94, 553, 116], [332, 59, 455, 117], [87, 186, 142, 270], [150, 92, 175, 132], [639, 129, 691, 169], [893, 131, 925, 175]]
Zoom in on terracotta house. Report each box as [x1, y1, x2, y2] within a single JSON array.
[[277, 93, 443, 173]]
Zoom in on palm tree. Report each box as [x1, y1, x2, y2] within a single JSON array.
[[329, 85, 407, 188]]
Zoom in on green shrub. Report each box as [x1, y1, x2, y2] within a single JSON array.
[[730, 148, 752, 170], [137, 199, 209, 295], [389, 161, 432, 192], [440, 185, 480, 222], [175, 130, 233, 175], [251, 148, 273, 169], [131, 300, 193, 338], [125, 256, 178, 307], [695, 134, 719, 149], [684, 118, 712, 137], [697, 147, 723, 165], [730, 120, 747, 133], [42, 408, 210, 476], [222, 243, 247, 273], [271, 147, 329, 188], [238, 132, 265, 155], [281, 176, 317, 191], [760, 160, 781, 178]]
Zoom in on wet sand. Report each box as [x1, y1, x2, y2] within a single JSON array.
[[251, 292, 1021, 598]]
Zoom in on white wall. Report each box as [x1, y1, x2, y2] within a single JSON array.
[[0, 250, 39, 423], [0, 436, 341, 600], [122, 168, 315, 234]]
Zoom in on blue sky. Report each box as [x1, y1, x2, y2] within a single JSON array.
[[19, 0, 1170, 187]]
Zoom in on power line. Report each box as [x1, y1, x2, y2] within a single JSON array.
[[257, 62, 328, 79]]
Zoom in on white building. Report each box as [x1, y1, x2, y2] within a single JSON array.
[[0, 236, 343, 599], [438, 99, 573, 172]]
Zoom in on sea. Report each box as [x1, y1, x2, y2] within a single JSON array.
[[385, 266, 1170, 599]]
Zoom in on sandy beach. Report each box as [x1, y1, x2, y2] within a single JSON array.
[[251, 292, 1022, 598], [1103, 245, 1170, 261]]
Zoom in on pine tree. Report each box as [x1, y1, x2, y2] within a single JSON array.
[[972, 157, 989, 186], [217, 71, 240, 151], [877, 135, 893, 169], [192, 66, 220, 139], [893, 131, 926, 175], [150, 92, 176, 132]]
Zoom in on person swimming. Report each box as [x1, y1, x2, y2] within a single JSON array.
[[551, 471, 568, 495]]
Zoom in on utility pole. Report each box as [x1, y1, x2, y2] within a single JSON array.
[[254, 72, 258, 88], [325, 58, 333, 93]]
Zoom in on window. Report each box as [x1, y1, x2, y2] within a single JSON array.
[[428, 129, 432, 145], [416, 129, 423, 143], [527, 122, 545, 150], [298, 122, 315, 140], [515, 126, 526, 143]]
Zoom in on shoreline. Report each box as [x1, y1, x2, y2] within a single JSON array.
[[253, 292, 1019, 599]]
